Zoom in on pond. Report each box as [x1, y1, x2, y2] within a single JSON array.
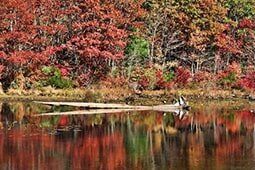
[[0, 101, 255, 169]]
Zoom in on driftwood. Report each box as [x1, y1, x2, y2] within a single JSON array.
[[34, 96, 190, 117], [35, 102, 185, 110], [35, 96, 189, 109]]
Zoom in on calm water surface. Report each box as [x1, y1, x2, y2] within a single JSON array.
[[0, 101, 255, 170]]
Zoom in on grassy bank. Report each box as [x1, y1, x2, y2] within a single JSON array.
[[0, 86, 251, 105]]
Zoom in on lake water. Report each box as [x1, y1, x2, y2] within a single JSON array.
[[0, 101, 255, 170]]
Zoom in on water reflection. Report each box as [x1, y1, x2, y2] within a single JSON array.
[[0, 102, 255, 169]]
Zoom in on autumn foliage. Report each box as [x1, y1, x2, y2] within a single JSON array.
[[0, 0, 254, 92], [0, 0, 145, 90], [238, 71, 255, 90]]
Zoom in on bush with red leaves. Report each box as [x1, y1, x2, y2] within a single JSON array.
[[174, 67, 191, 87], [138, 76, 150, 89], [154, 70, 174, 90], [217, 62, 241, 88], [239, 18, 255, 29], [238, 71, 255, 90], [193, 71, 211, 83], [155, 70, 165, 89], [76, 72, 93, 87]]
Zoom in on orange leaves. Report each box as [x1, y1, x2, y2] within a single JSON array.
[[216, 33, 242, 54], [174, 67, 191, 86]]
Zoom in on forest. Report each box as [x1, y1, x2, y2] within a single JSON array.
[[0, 0, 254, 96]]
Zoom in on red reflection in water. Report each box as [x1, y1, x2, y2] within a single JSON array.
[[1, 102, 255, 169], [0, 128, 126, 170]]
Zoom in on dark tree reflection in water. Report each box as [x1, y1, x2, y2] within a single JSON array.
[[0, 101, 255, 169]]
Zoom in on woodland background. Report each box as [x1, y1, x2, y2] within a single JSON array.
[[0, 0, 254, 94]]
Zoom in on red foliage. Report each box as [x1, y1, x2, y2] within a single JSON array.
[[155, 70, 174, 90], [7, 51, 48, 66], [216, 18, 255, 66], [0, 0, 145, 87], [218, 62, 241, 77], [174, 67, 191, 86], [58, 115, 69, 127], [155, 70, 165, 89], [55, 64, 71, 77], [138, 76, 150, 89], [0, 0, 72, 84], [63, 0, 145, 84], [0, 51, 7, 59], [227, 62, 242, 74], [238, 71, 255, 90], [59, 68, 69, 77], [217, 62, 241, 79], [193, 71, 211, 83], [76, 72, 93, 87], [216, 33, 242, 54], [239, 18, 255, 29]]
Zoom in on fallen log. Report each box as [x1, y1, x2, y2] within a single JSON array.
[[34, 96, 190, 110], [34, 96, 190, 117]]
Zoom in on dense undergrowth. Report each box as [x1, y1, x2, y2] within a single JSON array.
[[0, 62, 255, 101]]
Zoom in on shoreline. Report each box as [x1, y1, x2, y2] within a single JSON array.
[[0, 87, 252, 104]]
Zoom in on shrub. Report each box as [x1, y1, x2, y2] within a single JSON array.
[[42, 66, 54, 75], [193, 71, 211, 83], [76, 72, 93, 87], [238, 71, 255, 90], [48, 73, 73, 89], [41, 66, 73, 89], [164, 69, 175, 82], [155, 70, 174, 90], [217, 62, 241, 88], [100, 75, 128, 88], [131, 65, 175, 90], [125, 36, 149, 61], [131, 66, 157, 90], [138, 76, 150, 89], [174, 67, 191, 87]]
